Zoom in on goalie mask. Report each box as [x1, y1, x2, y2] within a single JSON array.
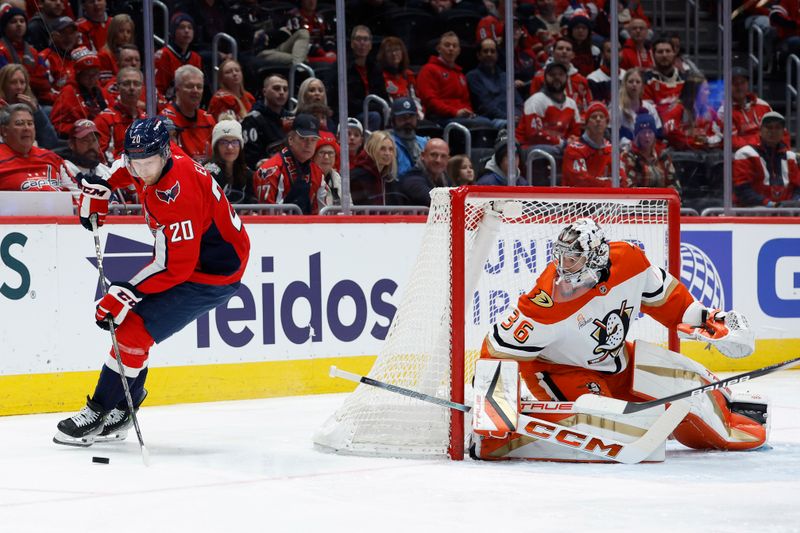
[[552, 218, 610, 301]]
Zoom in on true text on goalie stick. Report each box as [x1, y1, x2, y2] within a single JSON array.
[[329, 366, 690, 464]]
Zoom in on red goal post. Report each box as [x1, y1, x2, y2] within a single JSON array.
[[314, 186, 682, 460]]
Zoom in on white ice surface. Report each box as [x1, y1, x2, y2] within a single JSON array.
[[1, 374, 799, 533]]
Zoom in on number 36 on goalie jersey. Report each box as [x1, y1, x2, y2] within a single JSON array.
[[484, 242, 695, 374]]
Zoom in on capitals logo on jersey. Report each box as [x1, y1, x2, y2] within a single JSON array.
[[155, 181, 180, 203], [588, 300, 634, 365]]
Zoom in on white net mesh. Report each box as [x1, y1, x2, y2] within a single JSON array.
[[313, 188, 675, 458]]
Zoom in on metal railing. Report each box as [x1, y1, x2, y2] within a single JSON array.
[[680, 207, 700, 216], [748, 24, 764, 96], [319, 205, 429, 215], [153, 0, 169, 47], [525, 149, 557, 186], [701, 206, 800, 217], [786, 54, 800, 149], [288, 63, 315, 99], [650, 0, 666, 32], [443, 122, 472, 158], [211, 33, 239, 90], [685, 0, 699, 63], [362, 94, 391, 132]]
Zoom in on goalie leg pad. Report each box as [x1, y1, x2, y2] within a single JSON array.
[[633, 341, 768, 450], [472, 359, 519, 438]]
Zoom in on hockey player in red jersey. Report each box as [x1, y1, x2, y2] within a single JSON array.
[[54, 116, 250, 446], [473, 218, 768, 461]]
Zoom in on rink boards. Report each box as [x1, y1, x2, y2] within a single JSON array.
[[0, 215, 798, 415]]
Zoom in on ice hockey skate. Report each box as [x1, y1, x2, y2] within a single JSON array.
[[53, 397, 107, 447], [96, 390, 149, 443]]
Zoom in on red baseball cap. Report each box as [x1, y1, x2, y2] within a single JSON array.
[[72, 119, 99, 138]]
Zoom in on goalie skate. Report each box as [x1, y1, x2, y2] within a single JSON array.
[[95, 390, 148, 443], [53, 396, 107, 447]]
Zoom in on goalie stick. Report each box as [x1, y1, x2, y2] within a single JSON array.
[[329, 366, 690, 464], [92, 215, 150, 466], [575, 355, 800, 416]]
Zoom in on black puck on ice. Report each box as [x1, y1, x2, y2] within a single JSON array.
[[92, 456, 110, 464]]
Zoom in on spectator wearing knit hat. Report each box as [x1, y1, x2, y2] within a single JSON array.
[[621, 112, 678, 191], [562, 101, 625, 187], [0, 5, 55, 105], [50, 47, 108, 137], [154, 12, 202, 100], [204, 118, 256, 205], [566, 9, 600, 77], [313, 137, 342, 207], [76, 0, 110, 52]]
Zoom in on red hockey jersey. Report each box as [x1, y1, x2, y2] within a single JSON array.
[[94, 101, 147, 160], [0, 144, 72, 192], [162, 104, 216, 163], [529, 65, 592, 111], [561, 137, 628, 187], [107, 154, 250, 294]]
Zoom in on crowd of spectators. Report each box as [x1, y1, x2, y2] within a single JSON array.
[[0, 0, 798, 213]]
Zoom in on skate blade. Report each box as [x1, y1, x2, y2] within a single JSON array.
[[53, 431, 96, 447], [95, 430, 128, 443]]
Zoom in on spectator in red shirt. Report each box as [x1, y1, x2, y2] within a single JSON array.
[[40, 16, 80, 92], [516, 61, 582, 153], [162, 64, 216, 162], [620, 17, 653, 71], [76, 0, 110, 52], [562, 101, 623, 187], [94, 67, 146, 161], [97, 14, 134, 85], [566, 9, 600, 77], [417, 31, 493, 127], [642, 37, 685, 115], [529, 38, 592, 112], [27, 0, 69, 51], [770, 0, 800, 60], [0, 5, 55, 105], [376, 37, 419, 107], [253, 113, 324, 213], [154, 13, 202, 100], [0, 103, 72, 192], [662, 74, 721, 152], [621, 112, 678, 191], [208, 58, 256, 121], [717, 66, 779, 152], [50, 47, 108, 138], [734, 111, 800, 207]]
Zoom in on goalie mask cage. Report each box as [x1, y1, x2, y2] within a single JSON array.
[[313, 186, 681, 459]]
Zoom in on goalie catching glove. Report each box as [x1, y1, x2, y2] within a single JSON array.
[[677, 309, 755, 359], [95, 282, 141, 330], [78, 173, 112, 231]]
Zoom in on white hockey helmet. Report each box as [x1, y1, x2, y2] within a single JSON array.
[[552, 218, 610, 299]]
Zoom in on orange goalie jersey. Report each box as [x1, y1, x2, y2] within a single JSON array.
[[482, 241, 694, 375]]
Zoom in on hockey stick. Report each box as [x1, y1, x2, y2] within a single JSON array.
[[91, 215, 150, 466], [330, 366, 690, 464], [575, 355, 800, 416]]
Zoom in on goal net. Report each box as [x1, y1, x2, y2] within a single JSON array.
[[313, 186, 681, 459]]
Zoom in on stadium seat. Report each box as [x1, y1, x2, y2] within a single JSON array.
[[444, 10, 482, 43], [415, 121, 444, 139]]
